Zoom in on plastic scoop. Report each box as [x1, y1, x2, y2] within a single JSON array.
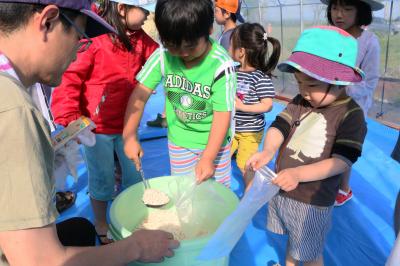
[[139, 158, 170, 207], [142, 188, 170, 207]]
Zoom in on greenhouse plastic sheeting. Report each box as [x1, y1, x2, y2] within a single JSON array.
[[58, 97, 400, 265]]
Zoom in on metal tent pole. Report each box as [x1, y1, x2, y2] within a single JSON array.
[[277, 0, 285, 92], [377, 0, 394, 118], [300, 0, 304, 32]]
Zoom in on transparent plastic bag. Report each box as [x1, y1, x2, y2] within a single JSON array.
[[76, 126, 96, 147], [52, 120, 94, 190], [386, 234, 400, 266], [53, 140, 84, 190], [198, 165, 279, 260], [169, 174, 227, 240]]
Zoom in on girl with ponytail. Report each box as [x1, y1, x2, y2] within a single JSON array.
[[229, 22, 281, 190]]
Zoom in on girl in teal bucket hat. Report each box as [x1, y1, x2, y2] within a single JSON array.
[[246, 26, 367, 265]]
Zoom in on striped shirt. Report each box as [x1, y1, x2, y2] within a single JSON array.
[[235, 69, 275, 132]]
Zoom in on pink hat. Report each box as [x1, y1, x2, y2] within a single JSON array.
[[282, 52, 363, 85]]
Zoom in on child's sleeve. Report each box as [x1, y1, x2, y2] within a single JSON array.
[[50, 45, 95, 127], [256, 76, 275, 100], [331, 107, 367, 166], [346, 35, 380, 100], [211, 63, 236, 112], [136, 48, 163, 91]]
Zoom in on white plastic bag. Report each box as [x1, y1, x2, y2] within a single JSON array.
[[76, 126, 96, 147], [53, 140, 84, 190], [198, 165, 279, 260]]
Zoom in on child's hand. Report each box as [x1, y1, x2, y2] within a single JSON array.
[[245, 151, 270, 171], [235, 96, 245, 111], [124, 137, 144, 171], [195, 157, 215, 184], [272, 168, 300, 192]]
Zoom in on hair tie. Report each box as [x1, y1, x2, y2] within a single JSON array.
[[263, 32, 268, 41]]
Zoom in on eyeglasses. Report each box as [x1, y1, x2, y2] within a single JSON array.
[[59, 12, 93, 53]]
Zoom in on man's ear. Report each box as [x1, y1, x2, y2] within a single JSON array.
[[36, 5, 60, 39]]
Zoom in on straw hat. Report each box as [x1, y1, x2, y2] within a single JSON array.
[[320, 0, 385, 11]]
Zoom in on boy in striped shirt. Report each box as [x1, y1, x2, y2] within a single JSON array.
[[123, 0, 236, 187]]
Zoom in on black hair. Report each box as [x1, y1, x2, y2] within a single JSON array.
[[220, 8, 237, 23], [327, 0, 373, 26], [98, 0, 148, 51], [0, 3, 80, 36], [230, 23, 281, 76], [155, 0, 214, 47]]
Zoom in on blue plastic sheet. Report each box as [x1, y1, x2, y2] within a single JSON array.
[[138, 83, 167, 140], [58, 97, 400, 266]]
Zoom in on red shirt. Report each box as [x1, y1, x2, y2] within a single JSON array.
[[51, 30, 158, 134]]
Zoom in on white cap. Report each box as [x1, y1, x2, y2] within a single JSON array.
[[110, 0, 156, 12]]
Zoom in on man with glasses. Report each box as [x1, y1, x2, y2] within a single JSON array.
[[0, 1, 179, 265], [59, 10, 93, 53]]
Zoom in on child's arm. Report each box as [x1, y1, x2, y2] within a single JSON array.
[[123, 47, 163, 170], [236, 75, 274, 114], [346, 35, 380, 102], [246, 127, 285, 171], [123, 83, 153, 170], [196, 111, 231, 183], [235, 97, 273, 113], [272, 158, 349, 192]]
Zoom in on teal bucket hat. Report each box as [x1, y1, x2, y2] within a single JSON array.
[[278, 26, 365, 85]]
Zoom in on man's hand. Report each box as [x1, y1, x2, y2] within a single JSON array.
[[130, 230, 180, 263], [272, 168, 300, 192], [124, 137, 143, 171], [195, 157, 215, 184]]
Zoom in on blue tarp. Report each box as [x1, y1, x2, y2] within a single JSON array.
[[58, 95, 400, 266]]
